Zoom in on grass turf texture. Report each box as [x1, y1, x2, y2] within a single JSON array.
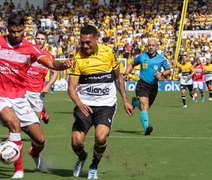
[[0, 91, 212, 180]]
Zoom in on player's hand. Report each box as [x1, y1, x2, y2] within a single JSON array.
[[63, 58, 72, 68], [122, 73, 129, 81], [124, 101, 134, 116], [155, 71, 163, 80], [77, 102, 93, 117]]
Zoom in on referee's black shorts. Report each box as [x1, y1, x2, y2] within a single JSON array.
[[135, 79, 158, 107]]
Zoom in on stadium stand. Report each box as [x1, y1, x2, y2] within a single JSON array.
[[0, 0, 211, 81]]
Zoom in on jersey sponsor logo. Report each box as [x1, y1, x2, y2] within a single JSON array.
[[0, 49, 30, 63], [80, 72, 114, 84], [86, 86, 110, 95], [86, 74, 112, 80], [0, 63, 19, 74]]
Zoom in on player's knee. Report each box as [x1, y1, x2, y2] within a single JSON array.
[[72, 136, 83, 147], [95, 135, 107, 144], [31, 133, 45, 146]]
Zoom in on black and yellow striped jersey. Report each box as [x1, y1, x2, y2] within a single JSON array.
[[176, 61, 194, 74], [69, 44, 119, 106]]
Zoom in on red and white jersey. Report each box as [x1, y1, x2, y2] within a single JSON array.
[[0, 35, 45, 98], [193, 63, 204, 82], [26, 49, 55, 92]]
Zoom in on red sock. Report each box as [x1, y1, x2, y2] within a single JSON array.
[[13, 140, 24, 172], [30, 142, 44, 158], [9, 133, 24, 172], [42, 107, 46, 115]]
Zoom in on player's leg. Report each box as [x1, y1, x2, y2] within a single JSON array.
[[14, 96, 47, 173], [206, 81, 212, 100], [131, 96, 140, 109], [135, 80, 152, 133], [41, 107, 49, 124], [0, 105, 24, 178], [198, 82, 204, 102], [22, 123, 47, 172], [88, 106, 115, 179], [139, 96, 149, 131], [193, 82, 198, 102], [88, 124, 109, 179], [181, 84, 187, 107], [26, 91, 47, 124], [72, 106, 90, 177]]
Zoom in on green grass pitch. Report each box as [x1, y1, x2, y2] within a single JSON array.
[[0, 91, 212, 180]]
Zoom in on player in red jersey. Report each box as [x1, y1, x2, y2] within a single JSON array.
[[193, 57, 205, 103], [0, 14, 71, 178], [25, 31, 58, 124]]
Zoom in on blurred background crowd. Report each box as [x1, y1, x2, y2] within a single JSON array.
[[0, 0, 211, 80]]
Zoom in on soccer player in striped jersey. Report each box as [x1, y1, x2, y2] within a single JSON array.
[[123, 38, 171, 135], [68, 25, 133, 179], [203, 56, 212, 100], [176, 54, 195, 108]]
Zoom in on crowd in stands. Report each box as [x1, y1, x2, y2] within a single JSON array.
[[0, 0, 211, 80]]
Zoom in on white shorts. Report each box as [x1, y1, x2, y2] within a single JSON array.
[[25, 91, 44, 113], [0, 96, 39, 127], [193, 81, 204, 90], [180, 76, 193, 85]]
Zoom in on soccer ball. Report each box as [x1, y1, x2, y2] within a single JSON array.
[[0, 141, 20, 164]]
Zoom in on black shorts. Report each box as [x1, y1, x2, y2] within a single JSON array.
[[72, 105, 116, 134], [206, 80, 212, 86], [135, 79, 158, 107], [180, 84, 193, 92]]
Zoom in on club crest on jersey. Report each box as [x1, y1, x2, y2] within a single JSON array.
[[142, 63, 148, 69], [153, 65, 158, 71]]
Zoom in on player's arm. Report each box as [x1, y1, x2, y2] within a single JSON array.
[[42, 70, 58, 93], [114, 67, 133, 116], [38, 55, 71, 70], [123, 61, 137, 81], [188, 65, 195, 77], [68, 76, 93, 117]]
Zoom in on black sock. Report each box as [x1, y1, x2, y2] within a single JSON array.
[[89, 141, 107, 169], [72, 144, 87, 161]]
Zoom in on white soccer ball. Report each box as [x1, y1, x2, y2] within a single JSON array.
[[0, 141, 20, 164]]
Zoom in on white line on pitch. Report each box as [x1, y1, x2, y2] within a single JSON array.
[[41, 135, 212, 140]]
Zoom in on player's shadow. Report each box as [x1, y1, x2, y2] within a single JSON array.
[[114, 130, 144, 135], [48, 168, 87, 177], [0, 166, 13, 178], [54, 111, 73, 115], [0, 137, 31, 142], [0, 167, 35, 178]]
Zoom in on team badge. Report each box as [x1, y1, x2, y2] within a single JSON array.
[[142, 63, 148, 69]]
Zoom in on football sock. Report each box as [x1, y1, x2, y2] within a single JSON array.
[[9, 133, 23, 172], [89, 141, 107, 169], [132, 99, 140, 108], [30, 141, 45, 158], [181, 96, 186, 105], [42, 107, 47, 114], [72, 144, 87, 161], [209, 90, 212, 98], [140, 111, 148, 131]]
